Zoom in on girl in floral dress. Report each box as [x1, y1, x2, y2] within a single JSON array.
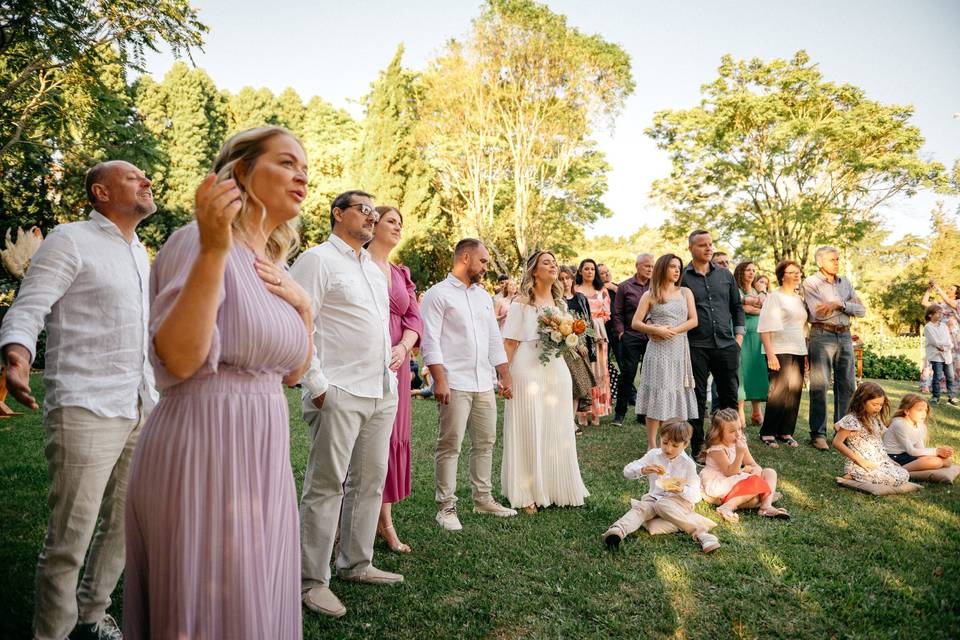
[[575, 259, 611, 425], [832, 381, 910, 486]]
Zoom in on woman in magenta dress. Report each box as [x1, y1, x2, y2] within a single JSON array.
[[367, 206, 422, 553], [123, 127, 313, 639]]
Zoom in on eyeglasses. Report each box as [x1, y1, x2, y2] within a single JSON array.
[[343, 203, 380, 221]]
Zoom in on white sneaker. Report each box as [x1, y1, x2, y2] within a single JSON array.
[[698, 532, 720, 554], [436, 506, 463, 531], [472, 500, 517, 517]]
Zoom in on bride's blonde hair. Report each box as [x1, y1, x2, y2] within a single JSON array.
[[212, 126, 303, 263], [519, 250, 564, 307]]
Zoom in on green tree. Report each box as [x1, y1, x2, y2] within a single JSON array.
[[351, 45, 447, 286], [0, 0, 205, 160], [419, 0, 633, 273], [298, 97, 359, 245], [134, 62, 228, 242], [648, 51, 946, 268], [225, 86, 279, 135], [275, 87, 306, 139]]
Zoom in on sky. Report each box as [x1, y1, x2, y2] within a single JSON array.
[[142, 0, 960, 241]]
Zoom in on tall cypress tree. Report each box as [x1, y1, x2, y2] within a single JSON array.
[[351, 45, 447, 286], [135, 62, 228, 240]]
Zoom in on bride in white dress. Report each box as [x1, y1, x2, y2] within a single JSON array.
[[501, 251, 589, 513]]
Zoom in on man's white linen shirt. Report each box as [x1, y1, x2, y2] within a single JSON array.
[[290, 233, 393, 399], [419, 273, 508, 393], [0, 211, 157, 418]]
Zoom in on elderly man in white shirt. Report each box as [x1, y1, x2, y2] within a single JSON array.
[[0, 161, 158, 640], [291, 190, 401, 620], [420, 238, 517, 532]]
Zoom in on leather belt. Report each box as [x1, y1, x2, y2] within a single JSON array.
[[811, 322, 849, 334]]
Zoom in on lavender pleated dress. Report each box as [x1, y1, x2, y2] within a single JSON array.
[[124, 225, 307, 639]]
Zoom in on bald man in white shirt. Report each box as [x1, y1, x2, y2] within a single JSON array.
[[420, 239, 517, 532], [0, 161, 158, 640]]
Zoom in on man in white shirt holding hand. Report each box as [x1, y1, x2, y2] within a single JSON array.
[[420, 238, 517, 531], [292, 190, 401, 620], [0, 160, 158, 640]]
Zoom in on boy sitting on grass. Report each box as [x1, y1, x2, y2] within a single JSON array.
[[603, 420, 720, 553]]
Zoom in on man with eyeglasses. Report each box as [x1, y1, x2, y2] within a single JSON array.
[[291, 190, 401, 619]]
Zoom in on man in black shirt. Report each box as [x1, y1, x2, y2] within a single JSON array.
[[680, 230, 745, 455]]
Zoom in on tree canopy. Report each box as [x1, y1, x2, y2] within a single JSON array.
[[648, 50, 947, 268]]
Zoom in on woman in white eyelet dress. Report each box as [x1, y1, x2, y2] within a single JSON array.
[[500, 251, 589, 511]]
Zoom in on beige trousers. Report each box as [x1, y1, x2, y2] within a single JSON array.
[[611, 494, 706, 539], [300, 385, 398, 591], [434, 389, 497, 509], [34, 406, 143, 640]]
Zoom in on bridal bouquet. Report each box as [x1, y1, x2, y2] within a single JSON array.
[[536, 306, 593, 365]]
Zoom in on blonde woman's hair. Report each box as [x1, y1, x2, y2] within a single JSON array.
[[212, 126, 303, 264], [519, 250, 564, 307]]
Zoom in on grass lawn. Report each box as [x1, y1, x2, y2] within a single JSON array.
[[1, 376, 958, 639]]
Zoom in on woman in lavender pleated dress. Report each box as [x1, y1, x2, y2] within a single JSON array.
[[367, 206, 422, 553], [123, 127, 313, 639]]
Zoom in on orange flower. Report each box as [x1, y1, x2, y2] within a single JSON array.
[[572, 319, 587, 335]]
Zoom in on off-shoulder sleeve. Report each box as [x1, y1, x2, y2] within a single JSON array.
[[835, 413, 862, 432], [148, 224, 225, 390], [502, 302, 533, 342], [397, 265, 422, 346]]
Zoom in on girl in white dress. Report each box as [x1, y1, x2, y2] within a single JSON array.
[[501, 251, 589, 513]]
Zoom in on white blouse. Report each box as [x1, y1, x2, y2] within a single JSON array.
[[757, 290, 808, 355]]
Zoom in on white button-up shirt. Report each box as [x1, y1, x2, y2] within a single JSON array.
[[419, 273, 508, 393], [0, 210, 157, 419], [623, 449, 701, 504], [290, 233, 393, 399]]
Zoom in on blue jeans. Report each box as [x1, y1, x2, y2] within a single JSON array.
[[808, 328, 856, 440], [930, 361, 955, 400]]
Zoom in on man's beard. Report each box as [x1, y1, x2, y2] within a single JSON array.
[[468, 270, 483, 285], [135, 202, 157, 217], [350, 228, 374, 244]]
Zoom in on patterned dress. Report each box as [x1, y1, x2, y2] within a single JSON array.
[[835, 414, 910, 486], [635, 295, 698, 421], [124, 225, 307, 639], [583, 288, 611, 419]]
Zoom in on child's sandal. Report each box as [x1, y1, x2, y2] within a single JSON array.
[[758, 507, 790, 520]]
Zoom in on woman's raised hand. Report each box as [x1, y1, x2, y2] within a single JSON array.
[[195, 174, 242, 255]]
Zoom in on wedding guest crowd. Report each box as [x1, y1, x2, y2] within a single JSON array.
[[5, 124, 956, 640]]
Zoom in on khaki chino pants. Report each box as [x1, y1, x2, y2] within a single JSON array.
[[434, 389, 497, 510], [611, 495, 704, 538], [35, 406, 143, 640], [300, 385, 398, 591]]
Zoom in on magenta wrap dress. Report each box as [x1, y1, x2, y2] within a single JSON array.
[[123, 225, 307, 639], [383, 263, 422, 503]]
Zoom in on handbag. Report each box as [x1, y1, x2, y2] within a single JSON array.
[[563, 348, 596, 409]]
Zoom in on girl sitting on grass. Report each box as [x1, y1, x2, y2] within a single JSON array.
[[699, 408, 789, 522], [883, 394, 954, 471], [832, 382, 910, 486]]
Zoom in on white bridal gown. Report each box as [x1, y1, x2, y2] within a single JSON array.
[[500, 302, 589, 508]]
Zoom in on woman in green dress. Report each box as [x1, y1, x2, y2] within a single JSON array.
[[735, 261, 768, 426]]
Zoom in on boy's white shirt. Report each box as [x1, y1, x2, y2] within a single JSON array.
[[623, 449, 702, 504]]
